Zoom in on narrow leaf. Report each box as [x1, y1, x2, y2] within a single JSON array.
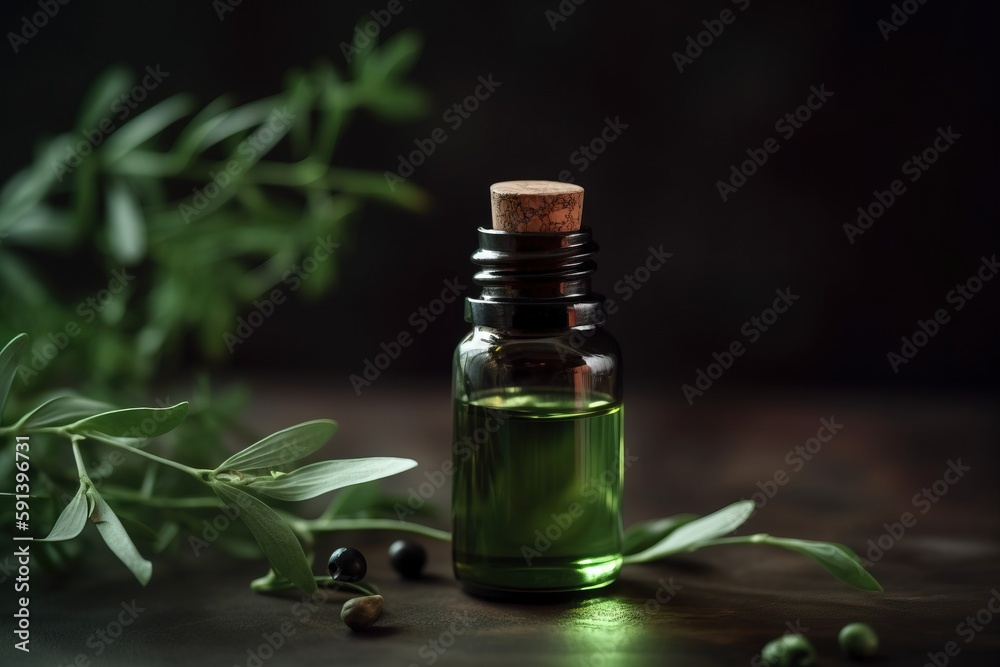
[[106, 179, 147, 264], [76, 67, 132, 132], [191, 96, 285, 154], [755, 536, 883, 592], [4, 204, 75, 249], [38, 485, 89, 542], [216, 419, 337, 472], [252, 457, 417, 501], [0, 333, 28, 425], [623, 514, 699, 556], [623, 500, 755, 564], [377, 30, 424, 81], [321, 480, 383, 519], [88, 489, 152, 585], [213, 483, 316, 593], [102, 95, 195, 164], [19, 394, 115, 429], [68, 403, 189, 440], [0, 253, 47, 305]]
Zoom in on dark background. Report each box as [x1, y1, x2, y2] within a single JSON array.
[[3, 0, 997, 395]]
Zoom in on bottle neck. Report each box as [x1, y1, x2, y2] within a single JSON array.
[[464, 227, 606, 330]]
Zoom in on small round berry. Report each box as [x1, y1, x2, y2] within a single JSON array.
[[341, 595, 383, 631], [388, 540, 427, 579], [761, 634, 816, 667], [328, 547, 367, 582], [839, 622, 879, 660]]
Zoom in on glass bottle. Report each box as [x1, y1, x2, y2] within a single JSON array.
[[451, 181, 624, 598]]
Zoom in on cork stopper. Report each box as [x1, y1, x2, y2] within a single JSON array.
[[490, 181, 584, 233]]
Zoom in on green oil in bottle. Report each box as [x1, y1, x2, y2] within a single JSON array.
[[452, 389, 623, 597]]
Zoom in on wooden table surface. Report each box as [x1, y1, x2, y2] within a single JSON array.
[[6, 383, 999, 666]]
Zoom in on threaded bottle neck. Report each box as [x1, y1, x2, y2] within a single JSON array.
[[465, 227, 606, 329]]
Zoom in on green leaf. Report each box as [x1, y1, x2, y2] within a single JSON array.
[[377, 30, 424, 81], [4, 205, 75, 249], [67, 402, 189, 441], [359, 83, 431, 123], [349, 21, 379, 80], [76, 67, 132, 132], [102, 94, 195, 164], [251, 457, 417, 501], [0, 252, 48, 306], [38, 484, 90, 542], [190, 96, 286, 155], [752, 536, 883, 592], [0, 333, 28, 425], [623, 514, 699, 556], [88, 488, 152, 585], [622, 500, 755, 564], [19, 394, 115, 429], [213, 483, 316, 593], [106, 179, 147, 264], [321, 480, 383, 519], [216, 419, 337, 472], [0, 135, 70, 224], [171, 94, 235, 160]]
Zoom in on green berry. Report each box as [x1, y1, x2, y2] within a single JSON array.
[[341, 595, 383, 631], [839, 622, 879, 660], [761, 633, 816, 667]]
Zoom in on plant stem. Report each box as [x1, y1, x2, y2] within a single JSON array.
[[76, 434, 205, 478], [99, 486, 224, 509], [70, 439, 88, 479], [302, 518, 451, 542]]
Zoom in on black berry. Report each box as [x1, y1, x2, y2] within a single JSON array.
[[388, 540, 427, 579], [328, 547, 367, 582]]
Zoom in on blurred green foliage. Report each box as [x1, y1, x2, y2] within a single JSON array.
[[0, 29, 429, 403], [0, 30, 432, 580]]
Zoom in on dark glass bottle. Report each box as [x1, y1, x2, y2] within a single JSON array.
[[451, 192, 624, 598]]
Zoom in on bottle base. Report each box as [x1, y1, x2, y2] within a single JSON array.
[[454, 554, 622, 601]]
